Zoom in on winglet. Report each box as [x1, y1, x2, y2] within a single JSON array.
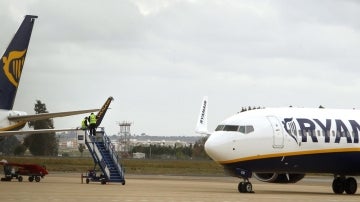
[[95, 96, 114, 127], [195, 96, 210, 135]]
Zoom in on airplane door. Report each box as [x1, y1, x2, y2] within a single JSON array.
[[77, 130, 86, 145], [267, 116, 284, 148]]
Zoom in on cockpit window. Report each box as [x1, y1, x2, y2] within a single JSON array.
[[215, 124, 254, 134], [239, 126, 245, 133], [215, 125, 225, 131], [223, 125, 239, 131], [245, 125, 254, 133]]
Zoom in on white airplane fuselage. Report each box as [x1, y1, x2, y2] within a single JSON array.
[[205, 108, 360, 176], [0, 110, 27, 131]]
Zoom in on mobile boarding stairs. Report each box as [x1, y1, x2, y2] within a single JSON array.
[[77, 128, 125, 185]]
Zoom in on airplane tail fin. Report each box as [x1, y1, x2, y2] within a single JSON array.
[[95, 96, 114, 127], [195, 96, 210, 135], [0, 15, 38, 110]]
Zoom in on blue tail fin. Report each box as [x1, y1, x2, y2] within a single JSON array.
[[0, 15, 37, 110]]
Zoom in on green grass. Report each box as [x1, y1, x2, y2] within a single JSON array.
[[0, 156, 225, 176], [124, 159, 224, 176]]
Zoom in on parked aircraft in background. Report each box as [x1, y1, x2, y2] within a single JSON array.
[[0, 15, 104, 137], [196, 97, 359, 194]]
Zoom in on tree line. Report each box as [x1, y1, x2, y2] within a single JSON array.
[[130, 136, 209, 160]]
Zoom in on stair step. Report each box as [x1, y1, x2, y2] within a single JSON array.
[[85, 132, 125, 184]]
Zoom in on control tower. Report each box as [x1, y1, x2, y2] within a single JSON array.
[[118, 121, 132, 153]]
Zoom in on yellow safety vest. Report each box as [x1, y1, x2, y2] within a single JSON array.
[[89, 114, 97, 124], [81, 119, 87, 129]]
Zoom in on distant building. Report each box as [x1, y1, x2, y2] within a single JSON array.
[[56, 130, 202, 153], [58, 140, 77, 149], [132, 152, 146, 159], [129, 139, 188, 147]]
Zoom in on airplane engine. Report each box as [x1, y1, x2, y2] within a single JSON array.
[[253, 173, 305, 183]]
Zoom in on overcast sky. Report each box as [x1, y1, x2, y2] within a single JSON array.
[[1, 0, 360, 136]]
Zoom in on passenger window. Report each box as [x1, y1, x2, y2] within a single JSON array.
[[311, 130, 315, 136]]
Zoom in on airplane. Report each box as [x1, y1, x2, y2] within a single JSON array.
[[0, 15, 106, 137], [196, 96, 360, 195]]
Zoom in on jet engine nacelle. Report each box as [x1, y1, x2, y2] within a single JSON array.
[[253, 173, 305, 183]]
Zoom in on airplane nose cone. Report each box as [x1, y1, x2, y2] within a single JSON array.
[[204, 134, 223, 161]]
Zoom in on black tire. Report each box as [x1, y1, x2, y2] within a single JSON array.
[[101, 180, 106, 185], [86, 178, 90, 184], [122, 180, 125, 185], [29, 176, 34, 182], [244, 182, 253, 193], [332, 177, 345, 194], [344, 177, 357, 195], [238, 182, 245, 193], [35, 176, 41, 182], [18, 176, 23, 182], [238, 181, 253, 193]]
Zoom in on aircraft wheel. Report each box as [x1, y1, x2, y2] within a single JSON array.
[[244, 182, 253, 193], [35, 176, 41, 182], [86, 178, 90, 184], [101, 180, 106, 185], [122, 180, 126, 185], [344, 177, 357, 195], [332, 177, 345, 194], [238, 181, 253, 193], [29, 176, 34, 182], [18, 176, 23, 182], [238, 182, 245, 193]]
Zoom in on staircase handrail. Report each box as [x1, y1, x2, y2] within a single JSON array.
[[85, 130, 110, 179], [85, 131, 97, 161], [102, 131, 124, 178]]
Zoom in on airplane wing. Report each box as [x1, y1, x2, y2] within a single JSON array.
[[7, 109, 99, 122], [0, 96, 113, 137], [0, 128, 80, 137]]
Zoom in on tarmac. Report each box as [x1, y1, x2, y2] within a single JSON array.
[[0, 173, 359, 202]]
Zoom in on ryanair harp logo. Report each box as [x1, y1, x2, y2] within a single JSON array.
[[2, 49, 27, 87]]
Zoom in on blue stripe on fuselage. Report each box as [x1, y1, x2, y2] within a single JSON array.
[[222, 151, 360, 176]]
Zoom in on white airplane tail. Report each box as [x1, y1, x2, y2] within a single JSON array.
[[195, 96, 210, 135]]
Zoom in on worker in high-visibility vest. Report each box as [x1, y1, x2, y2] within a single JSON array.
[[88, 113, 97, 136], [81, 117, 88, 130]]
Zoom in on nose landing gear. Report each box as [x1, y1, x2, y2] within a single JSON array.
[[235, 168, 254, 193], [238, 179, 254, 193]]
